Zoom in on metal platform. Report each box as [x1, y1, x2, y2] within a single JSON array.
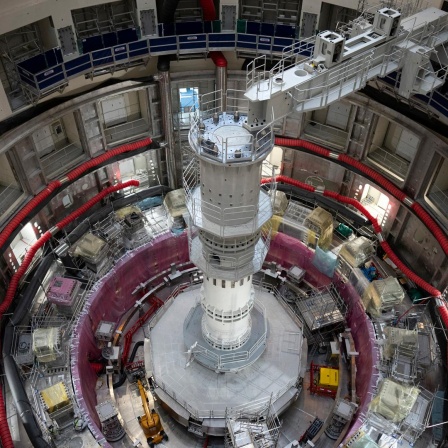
[[183, 301, 267, 372], [147, 289, 304, 434]]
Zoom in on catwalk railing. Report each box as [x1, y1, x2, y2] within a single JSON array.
[[16, 25, 309, 98]]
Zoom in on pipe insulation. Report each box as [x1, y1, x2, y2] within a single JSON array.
[[274, 137, 448, 256], [200, 0, 228, 68], [0, 180, 139, 448], [262, 175, 447, 320], [0, 137, 152, 252]]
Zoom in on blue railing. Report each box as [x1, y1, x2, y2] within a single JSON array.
[[382, 70, 448, 119], [17, 21, 307, 96]]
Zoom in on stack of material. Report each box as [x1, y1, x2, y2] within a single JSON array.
[[383, 327, 418, 360], [304, 207, 334, 250], [338, 236, 375, 279], [369, 378, 419, 423], [164, 188, 187, 231], [46, 276, 82, 316], [69, 232, 111, 276], [362, 277, 405, 317], [116, 206, 151, 249], [339, 237, 375, 267], [272, 190, 289, 216], [32, 327, 63, 363], [39, 382, 73, 427]]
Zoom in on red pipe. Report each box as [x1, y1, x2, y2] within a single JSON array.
[[200, 0, 215, 21], [0, 180, 139, 447], [210, 51, 228, 67], [0, 387, 13, 448], [275, 138, 331, 158], [199, 0, 227, 68], [437, 301, 448, 329], [274, 137, 448, 256], [0, 181, 61, 250], [0, 137, 152, 251], [65, 138, 151, 181], [263, 175, 441, 299], [89, 362, 104, 375], [411, 202, 448, 255]]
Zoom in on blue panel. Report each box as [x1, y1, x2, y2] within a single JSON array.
[[293, 41, 313, 57], [117, 28, 138, 44], [261, 23, 275, 36], [208, 33, 235, 49], [160, 23, 175, 37], [92, 48, 113, 66], [55, 47, 63, 64], [19, 54, 46, 73], [209, 33, 235, 42], [44, 49, 58, 67], [422, 91, 448, 116], [258, 36, 272, 50], [113, 45, 129, 61], [36, 65, 64, 90], [82, 35, 104, 53], [178, 34, 206, 43], [19, 74, 37, 88], [179, 34, 207, 50], [38, 74, 65, 90], [273, 37, 293, 52], [204, 21, 213, 34], [149, 36, 177, 54], [18, 69, 36, 87], [176, 21, 203, 35], [128, 40, 149, 58], [237, 34, 257, 49], [103, 32, 118, 48], [275, 24, 296, 38], [246, 21, 261, 35], [64, 54, 91, 77]]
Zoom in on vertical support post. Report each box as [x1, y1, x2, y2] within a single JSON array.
[[157, 69, 180, 189], [216, 65, 227, 112]]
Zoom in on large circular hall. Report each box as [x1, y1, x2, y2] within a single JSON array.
[[0, 1, 448, 448]]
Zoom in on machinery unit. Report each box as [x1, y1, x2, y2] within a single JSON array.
[[46, 276, 82, 316], [325, 399, 358, 439], [362, 277, 405, 317], [337, 236, 375, 280], [95, 321, 116, 342], [272, 190, 289, 216], [309, 361, 339, 398], [39, 382, 74, 428], [303, 207, 334, 250], [69, 232, 112, 277], [95, 400, 125, 442], [287, 266, 306, 285], [116, 206, 151, 249], [163, 188, 187, 232], [32, 327, 64, 364], [137, 379, 167, 446], [372, 8, 402, 38], [312, 31, 346, 69], [299, 417, 324, 445]]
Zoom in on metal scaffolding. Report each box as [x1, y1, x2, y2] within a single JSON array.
[[225, 397, 282, 448]]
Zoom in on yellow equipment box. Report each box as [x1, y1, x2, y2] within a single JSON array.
[[319, 367, 339, 388], [40, 382, 71, 414]]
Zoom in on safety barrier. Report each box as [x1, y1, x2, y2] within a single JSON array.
[[16, 21, 308, 97]]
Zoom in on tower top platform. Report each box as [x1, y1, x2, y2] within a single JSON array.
[[188, 90, 274, 165]]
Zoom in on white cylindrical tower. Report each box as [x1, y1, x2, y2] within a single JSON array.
[[184, 90, 274, 366]]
